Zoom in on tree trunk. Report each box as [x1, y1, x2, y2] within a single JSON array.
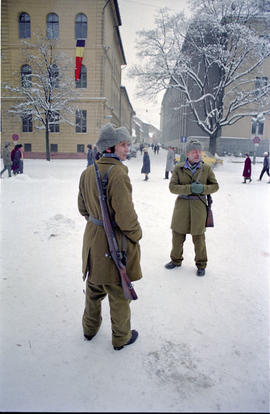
[[45, 116, 50, 161], [208, 128, 220, 155]]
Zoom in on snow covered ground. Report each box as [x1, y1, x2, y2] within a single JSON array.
[[0, 148, 269, 413]]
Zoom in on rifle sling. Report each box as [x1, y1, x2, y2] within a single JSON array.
[[89, 164, 127, 254]]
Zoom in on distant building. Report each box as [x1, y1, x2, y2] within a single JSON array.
[[132, 116, 160, 145], [1, 0, 134, 158], [160, 3, 270, 156]]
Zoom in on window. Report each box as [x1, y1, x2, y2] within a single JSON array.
[[255, 76, 268, 95], [75, 64, 87, 88], [21, 65, 32, 88], [51, 64, 59, 88], [22, 114, 32, 132], [19, 13, 31, 38], [251, 118, 264, 136], [49, 111, 60, 132], [50, 144, 58, 152], [75, 13, 87, 39], [47, 13, 59, 39], [77, 144, 85, 153], [251, 120, 257, 135], [76, 110, 87, 133], [24, 143, 32, 152], [258, 121, 264, 135]]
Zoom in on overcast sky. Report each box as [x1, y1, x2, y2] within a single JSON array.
[[118, 0, 190, 129]]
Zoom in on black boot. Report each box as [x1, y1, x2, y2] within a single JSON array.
[[165, 261, 181, 269], [196, 268, 205, 276], [114, 330, 138, 351], [84, 334, 95, 341]]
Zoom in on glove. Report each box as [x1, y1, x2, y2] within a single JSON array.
[[190, 181, 204, 194]]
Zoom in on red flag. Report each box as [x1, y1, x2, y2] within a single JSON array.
[[75, 40, 85, 81]]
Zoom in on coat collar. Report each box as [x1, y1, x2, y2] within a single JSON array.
[[97, 156, 128, 172]]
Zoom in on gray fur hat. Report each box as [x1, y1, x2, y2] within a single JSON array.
[[186, 138, 202, 152], [96, 123, 131, 152]]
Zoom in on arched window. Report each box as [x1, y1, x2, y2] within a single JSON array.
[[51, 64, 59, 88], [47, 13, 59, 39], [19, 12, 31, 38], [21, 65, 32, 87], [75, 64, 87, 88], [75, 13, 87, 39]]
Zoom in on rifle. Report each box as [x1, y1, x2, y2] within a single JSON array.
[[93, 160, 138, 300]]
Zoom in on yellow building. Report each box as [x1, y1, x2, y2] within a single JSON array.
[[1, 0, 135, 158]]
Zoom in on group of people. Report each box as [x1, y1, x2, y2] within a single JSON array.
[[140, 144, 179, 182], [0, 142, 24, 178], [86, 144, 101, 167], [78, 123, 219, 351], [242, 152, 270, 183]]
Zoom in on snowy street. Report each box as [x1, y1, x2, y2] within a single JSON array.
[[0, 148, 269, 412]]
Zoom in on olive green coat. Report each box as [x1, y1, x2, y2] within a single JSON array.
[[169, 161, 219, 235], [78, 157, 142, 284]]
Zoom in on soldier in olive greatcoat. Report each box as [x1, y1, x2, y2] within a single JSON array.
[[165, 139, 219, 276], [78, 123, 142, 350]]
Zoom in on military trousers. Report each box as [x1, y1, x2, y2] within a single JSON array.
[[170, 230, 208, 269], [82, 280, 132, 348]]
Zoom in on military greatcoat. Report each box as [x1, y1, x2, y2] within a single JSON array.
[[78, 157, 142, 284], [169, 161, 219, 235]]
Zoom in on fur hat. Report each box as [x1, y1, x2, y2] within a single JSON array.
[[186, 139, 202, 153], [96, 123, 131, 152]]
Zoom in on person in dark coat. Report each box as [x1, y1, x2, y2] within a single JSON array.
[[141, 147, 150, 180], [258, 152, 269, 181], [242, 153, 252, 183], [11, 144, 21, 175]]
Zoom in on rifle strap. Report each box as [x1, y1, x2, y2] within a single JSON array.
[[94, 163, 127, 255], [102, 165, 115, 197]]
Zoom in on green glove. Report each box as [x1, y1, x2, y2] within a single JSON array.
[[190, 181, 204, 194]]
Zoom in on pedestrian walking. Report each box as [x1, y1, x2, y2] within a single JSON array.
[[242, 153, 252, 183], [11, 144, 21, 175], [258, 152, 269, 181], [164, 138, 219, 276], [165, 146, 175, 179], [141, 147, 150, 181], [0, 142, 12, 178], [78, 123, 142, 350], [86, 144, 94, 166]]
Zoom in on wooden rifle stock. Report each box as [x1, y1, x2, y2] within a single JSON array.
[[93, 161, 138, 300]]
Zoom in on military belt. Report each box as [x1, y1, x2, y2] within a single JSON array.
[[88, 215, 103, 226], [178, 195, 206, 200]]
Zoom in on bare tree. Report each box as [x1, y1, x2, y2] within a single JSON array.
[[4, 35, 78, 161], [129, 1, 270, 154]]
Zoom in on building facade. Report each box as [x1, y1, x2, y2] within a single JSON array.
[[1, 0, 134, 158], [160, 5, 270, 156]]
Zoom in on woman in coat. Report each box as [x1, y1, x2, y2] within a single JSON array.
[[242, 153, 252, 183], [141, 147, 150, 181], [11, 145, 21, 175]]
